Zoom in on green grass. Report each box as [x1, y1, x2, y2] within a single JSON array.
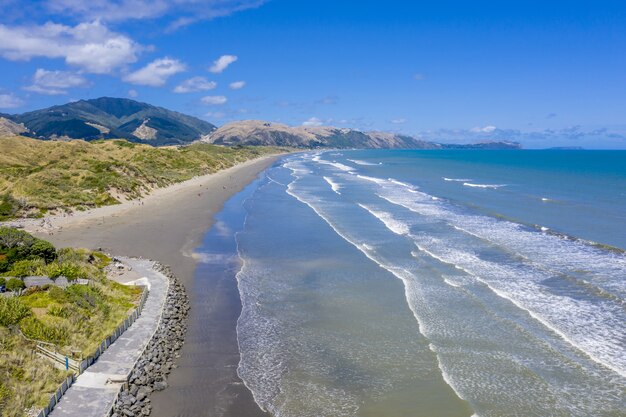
[[0, 136, 287, 218], [0, 228, 142, 417]]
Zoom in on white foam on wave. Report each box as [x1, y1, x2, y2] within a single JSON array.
[[443, 177, 472, 182], [284, 182, 472, 407], [410, 236, 626, 378], [313, 157, 355, 172], [323, 176, 342, 195], [347, 159, 382, 166], [356, 174, 388, 185], [341, 169, 626, 377], [463, 182, 506, 189], [358, 204, 411, 235], [388, 178, 417, 190]]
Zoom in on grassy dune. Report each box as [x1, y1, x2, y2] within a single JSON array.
[[0, 227, 142, 417], [0, 136, 284, 219]]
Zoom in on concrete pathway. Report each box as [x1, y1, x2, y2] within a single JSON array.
[[49, 259, 169, 417]]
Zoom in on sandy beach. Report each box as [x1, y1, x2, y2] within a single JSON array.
[[18, 155, 282, 417]]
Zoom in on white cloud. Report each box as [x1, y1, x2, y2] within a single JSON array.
[[302, 117, 324, 127], [209, 55, 237, 73], [24, 68, 88, 95], [124, 57, 186, 86], [470, 125, 497, 133], [128, 89, 138, 98], [201, 95, 227, 105], [0, 93, 24, 109], [205, 111, 226, 119], [229, 80, 246, 90], [390, 118, 407, 124], [317, 96, 338, 105], [45, 0, 267, 29], [0, 21, 142, 74], [174, 77, 217, 93]]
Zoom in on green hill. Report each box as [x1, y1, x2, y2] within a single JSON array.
[[11, 97, 216, 146], [0, 136, 283, 219]]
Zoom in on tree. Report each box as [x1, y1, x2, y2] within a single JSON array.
[[29, 240, 57, 263], [0, 227, 35, 249], [6, 278, 25, 293]]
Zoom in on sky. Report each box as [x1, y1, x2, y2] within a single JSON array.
[[0, 0, 625, 148]]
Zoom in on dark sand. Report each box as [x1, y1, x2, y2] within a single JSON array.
[[30, 156, 280, 417]]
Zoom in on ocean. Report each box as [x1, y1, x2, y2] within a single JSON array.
[[205, 150, 626, 417]]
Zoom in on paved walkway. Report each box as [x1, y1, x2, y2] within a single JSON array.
[[49, 259, 169, 417]]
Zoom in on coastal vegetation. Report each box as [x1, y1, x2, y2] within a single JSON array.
[[0, 136, 284, 219], [0, 227, 142, 417]]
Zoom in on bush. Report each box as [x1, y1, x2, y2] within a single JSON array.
[[0, 227, 34, 249], [0, 297, 31, 326], [0, 381, 10, 406], [6, 259, 45, 278], [6, 278, 25, 293], [0, 277, 5, 286], [46, 262, 85, 280], [19, 316, 68, 345], [66, 285, 103, 309], [29, 240, 57, 263], [0, 194, 20, 221]]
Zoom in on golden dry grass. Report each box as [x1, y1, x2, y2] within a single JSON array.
[[0, 136, 284, 217]]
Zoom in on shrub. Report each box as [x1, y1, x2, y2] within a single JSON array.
[[46, 262, 85, 280], [0, 194, 20, 221], [0, 227, 34, 249], [19, 316, 68, 345], [0, 297, 31, 326], [6, 278, 25, 293], [0, 382, 10, 406], [6, 259, 45, 278], [66, 285, 104, 310], [0, 277, 5, 286], [29, 240, 57, 263]]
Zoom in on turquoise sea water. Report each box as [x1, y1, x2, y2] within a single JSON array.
[[227, 150, 625, 416]]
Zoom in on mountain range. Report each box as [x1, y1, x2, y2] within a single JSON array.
[[1, 97, 217, 146], [1, 97, 521, 149]]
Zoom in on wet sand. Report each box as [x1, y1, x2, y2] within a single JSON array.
[[24, 155, 281, 417]]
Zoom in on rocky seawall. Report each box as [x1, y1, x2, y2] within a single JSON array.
[[111, 263, 190, 417]]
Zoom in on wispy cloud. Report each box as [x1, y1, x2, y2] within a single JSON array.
[[124, 57, 186, 86], [202, 95, 228, 105], [229, 80, 246, 90], [316, 96, 338, 105], [0, 21, 142, 74], [415, 125, 626, 149], [174, 76, 217, 93], [24, 68, 88, 95], [128, 89, 138, 98], [45, 0, 268, 29], [302, 117, 324, 127], [470, 125, 497, 133], [390, 118, 407, 124], [209, 55, 238, 73], [0, 93, 24, 109]]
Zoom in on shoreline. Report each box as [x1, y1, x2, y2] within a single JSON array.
[[16, 155, 282, 417]]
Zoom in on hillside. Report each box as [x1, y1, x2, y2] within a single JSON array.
[[204, 120, 520, 149], [0, 136, 283, 218], [7, 98, 216, 146], [4, 99, 521, 149], [0, 227, 142, 416]]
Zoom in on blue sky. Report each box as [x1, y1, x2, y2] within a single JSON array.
[[1, 0, 625, 148]]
